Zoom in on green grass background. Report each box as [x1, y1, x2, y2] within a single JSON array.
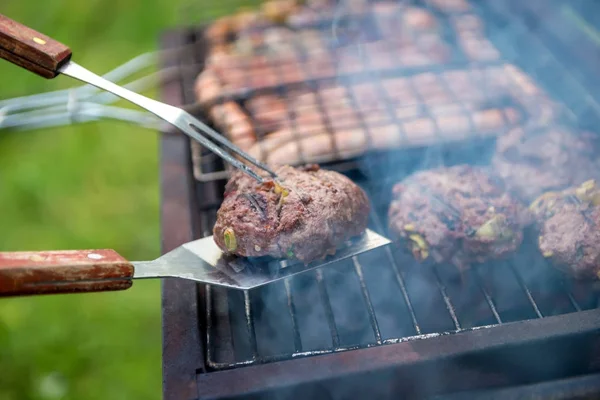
[[0, 0, 247, 398]]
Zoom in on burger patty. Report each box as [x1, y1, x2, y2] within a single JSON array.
[[388, 165, 529, 270], [213, 164, 370, 263], [530, 180, 600, 280], [492, 125, 600, 201]]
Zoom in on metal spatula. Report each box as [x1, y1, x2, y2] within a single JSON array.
[[0, 15, 391, 296], [0, 230, 390, 296]]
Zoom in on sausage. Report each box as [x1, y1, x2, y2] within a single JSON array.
[[205, 55, 314, 101], [426, 0, 471, 13], [298, 30, 327, 48], [196, 27, 456, 104], [205, 9, 261, 46], [305, 52, 336, 78], [493, 64, 559, 123], [374, 4, 438, 40], [413, 34, 452, 62], [454, 23, 500, 62], [460, 37, 501, 62], [234, 32, 266, 56], [198, 3, 498, 107], [246, 94, 290, 132], [247, 104, 522, 165], [196, 27, 455, 104], [209, 102, 256, 151], [231, 10, 260, 32], [261, 127, 370, 165], [205, 16, 234, 45], [200, 57, 541, 166], [261, 27, 299, 56], [504, 64, 543, 96], [452, 14, 485, 32], [404, 8, 439, 31], [210, 101, 255, 140], [275, 59, 308, 84], [361, 42, 396, 69], [449, 15, 500, 62], [205, 44, 232, 65], [287, 9, 320, 27], [194, 69, 223, 105], [262, 0, 298, 24]]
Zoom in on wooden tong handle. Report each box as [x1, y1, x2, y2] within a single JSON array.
[[0, 250, 134, 297], [0, 14, 72, 78]]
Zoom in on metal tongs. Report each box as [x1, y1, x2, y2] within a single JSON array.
[[0, 14, 391, 297], [0, 14, 274, 183]]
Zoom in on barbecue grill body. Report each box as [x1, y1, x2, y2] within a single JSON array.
[[158, 122, 600, 400], [159, 0, 600, 399]]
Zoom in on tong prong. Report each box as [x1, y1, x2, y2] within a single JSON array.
[[0, 13, 275, 183], [182, 112, 278, 179], [182, 120, 266, 183]]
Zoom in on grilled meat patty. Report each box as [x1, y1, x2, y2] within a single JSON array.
[[493, 125, 600, 202], [530, 180, 600, 280], [388, 165, 529, 270], [213, 164, 370, 262]]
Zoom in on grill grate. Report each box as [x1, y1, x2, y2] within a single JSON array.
[[169, 0, 600, 372], [188, 0, 567, 181], [199, 185, 598, 371]]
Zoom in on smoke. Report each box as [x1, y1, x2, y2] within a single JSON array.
[[200, 0, 600, 397]]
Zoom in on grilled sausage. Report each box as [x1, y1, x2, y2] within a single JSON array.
[[231, 10, 261, 32], [259, 127, 370, 165], [404, 7, 439, 31], [248, 106, 521, 165], [245, 94, 290, 132], [209, 101, 255, 145], [205, 16, 234, 45], [195, 2, 465, 105], [195, 34, 453, 105], [426, 0, 471, 13], [226, 64, 529, 164], [194, 69, 223, 105], [452, 15, 500, 62], [262, 0, 299, 24]]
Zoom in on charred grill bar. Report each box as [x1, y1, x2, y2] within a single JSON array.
[[160, 0, 600, 399]]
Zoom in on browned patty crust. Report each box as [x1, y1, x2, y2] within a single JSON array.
[[530, 180, 600, 280], [492, 125, 600, 201], [388, 165, 529, 270], [213, 164, 370, 262]]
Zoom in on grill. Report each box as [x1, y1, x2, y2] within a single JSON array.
[[188, 0, 564, 179], [159, 0, 600, 399]]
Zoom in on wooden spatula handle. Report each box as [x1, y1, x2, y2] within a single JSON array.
[[0, 14, 72, 78], [0, 249, 134, 297]]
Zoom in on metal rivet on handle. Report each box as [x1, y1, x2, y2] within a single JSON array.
[[33, 37, 46, 45], [87, 253, 103, 260]]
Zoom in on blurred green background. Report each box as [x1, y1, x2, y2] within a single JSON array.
[[0, 0, 229, 399]]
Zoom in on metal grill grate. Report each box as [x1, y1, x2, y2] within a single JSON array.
[[185, 0, 570, 181], [169, 0, 600, 372], [198, 182, 598, 371]]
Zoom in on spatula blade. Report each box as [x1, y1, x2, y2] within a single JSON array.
[[134, 229, 391, 290]]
